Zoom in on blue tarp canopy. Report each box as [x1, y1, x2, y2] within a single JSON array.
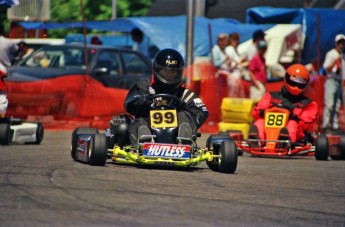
[[246, 7, 345, 65], [0, 0, 19, 7], [18, 16, 272, 59]]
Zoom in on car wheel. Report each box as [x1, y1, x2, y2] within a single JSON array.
[[219, 139, 238, 174], [0, 123, 11, 145], [89, 133, 107, 166], [315, 134, 329, 161], [71, 127, 98, 161]]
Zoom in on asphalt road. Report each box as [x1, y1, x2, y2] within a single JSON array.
[[0, 130, 345, 226]]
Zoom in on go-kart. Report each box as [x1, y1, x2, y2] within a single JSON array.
[[225, 104, 328, 159], [0, 117, 44, 145], [71, 94, 238, 173]]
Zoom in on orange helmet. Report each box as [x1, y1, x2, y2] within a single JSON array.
[[284, 64, 310, 96]]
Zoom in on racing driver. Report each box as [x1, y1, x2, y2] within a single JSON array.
[[124, 48, 209, 145], [249, 64, 318, 144]]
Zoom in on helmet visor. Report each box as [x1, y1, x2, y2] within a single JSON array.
[[285, 73, 308, 89], [156, 65, 182, 85]]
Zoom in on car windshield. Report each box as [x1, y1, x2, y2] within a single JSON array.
[[20, 45, 94, 69]]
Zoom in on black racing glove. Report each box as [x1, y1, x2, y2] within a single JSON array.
[[259, 109, 265, 118], [290, 114, 300, 122]]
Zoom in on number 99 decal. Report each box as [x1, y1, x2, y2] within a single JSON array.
[[150, 110, 178, 128], [265, 112, 287, 128]]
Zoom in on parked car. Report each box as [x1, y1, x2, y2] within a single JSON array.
[[5, 44, 152, 120]]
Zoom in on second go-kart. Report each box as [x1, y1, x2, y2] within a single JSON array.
[[71, 94, 238, 174], [228, 104, 325, 159], [0, 117, 44, 145]]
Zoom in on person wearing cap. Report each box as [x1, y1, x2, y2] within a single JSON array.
[[321, 34, 345, 134], [211, 33, 232, 71], [248, 40, 268, 100], [246, 29, 266, 62]]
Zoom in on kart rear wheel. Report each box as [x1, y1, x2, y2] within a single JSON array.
[[206, 134, 232, 171], [71, 127, 98, 161], [219, 131, 243, 156], [206, 134, 238, 173], [26, 122, 44, 145], [315, 134, 329, 161], [330, 134, 345, 160], [0, 123, 11, 145], [219, 140, 238, 174], [88, 133, 107, 166]]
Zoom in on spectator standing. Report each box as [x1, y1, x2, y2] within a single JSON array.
[[248, 40, 268, 100], [225, 32, 248, 97], [0, 24, 19, 117], [246, 29, 266, 62], [0, 24, 18, 69], [211, 33, 231, 71], [321, 34, 345, 133]]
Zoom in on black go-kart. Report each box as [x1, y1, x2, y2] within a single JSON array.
[[71, 94, 238, 174]]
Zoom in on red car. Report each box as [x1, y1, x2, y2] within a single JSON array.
[[6, 44, 152, 120]]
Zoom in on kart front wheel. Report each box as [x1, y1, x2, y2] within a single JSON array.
[[219, 139, 238, 174], [0, 123, 11, 145], [89, 133, 107, 166], [315, 134, 329, 161], [71, 127, 98, 161]]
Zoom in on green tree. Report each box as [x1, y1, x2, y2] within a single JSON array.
[[0, 6, 10, 33], [48, 0, 153, 38]]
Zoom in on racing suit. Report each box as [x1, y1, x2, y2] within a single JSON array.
[[251, 86, 318, 142], [124, 79, 209, 144]]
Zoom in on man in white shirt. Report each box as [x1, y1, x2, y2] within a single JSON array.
[[322, 34, 345, 133]]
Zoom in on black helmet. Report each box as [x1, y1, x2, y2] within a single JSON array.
[[153, 48, 185, 92]]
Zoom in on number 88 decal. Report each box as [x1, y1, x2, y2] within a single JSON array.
[[267, 114, 285, 126]]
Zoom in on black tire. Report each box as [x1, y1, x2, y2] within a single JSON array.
[[219, 140, 238, 174], [71, 127, 98, 161], [331, 134, 345, 160], [89, 133, 107, 166], [26, 122, 44, 145], [315, 134, 329, 161], [206, 134, 237, 173], [219, 131, 243, 156], [0, 123, 11, 145]]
